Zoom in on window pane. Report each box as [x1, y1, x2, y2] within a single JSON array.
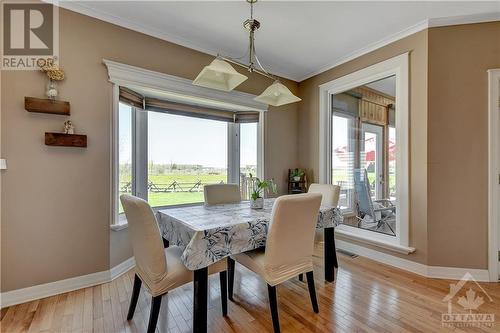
[[118, 103, 133, 214], [360, 123, 383, 200], [147, 112, 228, 207], [332, 75, 397, 237], [240, 123, 257, 200], [332, 114, 355, 210]]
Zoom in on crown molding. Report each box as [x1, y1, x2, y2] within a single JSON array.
[[47, 1, 499, 83], [298, 11, 500, 81], [45, 0, 296, 82]]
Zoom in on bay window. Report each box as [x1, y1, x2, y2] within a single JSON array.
[[116, 100, 261, 221], [105, 60, 268, 229]]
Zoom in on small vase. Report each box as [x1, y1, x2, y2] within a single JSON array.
[[46, 79, 58, 100], [250, 197, 264, 209], [293, 176, 301, 181]]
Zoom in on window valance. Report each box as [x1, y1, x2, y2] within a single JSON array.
[[119, 86, 259, 123]]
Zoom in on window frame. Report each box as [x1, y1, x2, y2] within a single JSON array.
[[112, 103, 264, 229], [318, 53, 412, 252], [105, 60, 268, 229], [331, 112, 357, 214]]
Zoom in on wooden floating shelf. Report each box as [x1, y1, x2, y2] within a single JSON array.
[[45, 132, 87, 148], [25, 97, 70, 115]]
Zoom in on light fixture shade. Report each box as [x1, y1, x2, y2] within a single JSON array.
[[0, 159, 6, 170], [254, 81, 301, 106], [192, 58, 248, 92]]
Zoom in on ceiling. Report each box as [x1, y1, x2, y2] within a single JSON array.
[[60, 1, 499, 82]]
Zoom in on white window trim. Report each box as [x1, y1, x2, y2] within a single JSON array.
[[105, 60, 267, 229], [319, 53, 411, 250]]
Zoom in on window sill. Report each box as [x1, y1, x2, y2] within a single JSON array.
[[110, 203, 204, 232], [335, 226, 415, 254], [110, 221, 128, 231]]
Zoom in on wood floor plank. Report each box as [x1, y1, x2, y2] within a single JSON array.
[[3, 250, 500, 333]]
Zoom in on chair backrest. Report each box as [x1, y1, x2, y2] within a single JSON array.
[[264, 193, 322, 271], [308, 183, 340, 207], [204, 183, 241, 205], [120, 194, 167, 284], [353, 169, 375, 218]]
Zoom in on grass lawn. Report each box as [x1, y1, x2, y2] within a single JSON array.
[[119, 172, 228, 212]]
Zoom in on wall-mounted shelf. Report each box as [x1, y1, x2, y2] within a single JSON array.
[[45, 132, 87, 148], [25, 97, 70, 115]]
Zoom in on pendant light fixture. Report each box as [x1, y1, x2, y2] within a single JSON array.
[[192, 0, 301, 107]]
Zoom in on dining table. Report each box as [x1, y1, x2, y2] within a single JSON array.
[[156, 198, 343, 333]]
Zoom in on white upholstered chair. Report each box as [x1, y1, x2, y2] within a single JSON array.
[[120, 194, 227, 333], [300, 183, 341, 281], [203, 183, 241, 205], [308, 183, 340, 207], [228, 193, 323, 333]]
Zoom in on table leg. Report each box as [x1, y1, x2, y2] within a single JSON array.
[[193, 267, 208, 333], [324, 227, 337, 282]]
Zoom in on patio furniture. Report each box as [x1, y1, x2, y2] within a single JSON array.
[[353, 168, 396, 235]]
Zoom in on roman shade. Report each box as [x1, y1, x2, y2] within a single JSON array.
[[332, 92, 360, 117], [119, 86, 260, 123]]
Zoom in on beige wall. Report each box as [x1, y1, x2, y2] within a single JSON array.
[[297, 31, 429, 264], [1, 8, 299, 291], [427, 22, 500, 269], [298, 21, 500, 268], [2, 6, 497, 292]]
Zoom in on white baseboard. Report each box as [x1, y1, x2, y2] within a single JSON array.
[[336, 239, 491, 282], [110, 257, 136, 280], [1, 238, 492, 309], [1, 257, 135, 308]]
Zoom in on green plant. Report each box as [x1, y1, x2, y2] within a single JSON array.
[[249, 174, 277, 200], [290, 168, 305, 179]]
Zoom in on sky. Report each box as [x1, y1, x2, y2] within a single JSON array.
[[119, 103, 257, 168]]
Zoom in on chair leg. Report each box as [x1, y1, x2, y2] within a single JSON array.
[[127, 274, 142, 320], [219, 271, 228, 316], [306, 271, 319, 313], [227, 257, 235, 301], [267, 284, 281, 333], [147, 295, 162, 333]]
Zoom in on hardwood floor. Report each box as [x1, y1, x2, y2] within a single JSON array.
[[2, 247, 500, 333]]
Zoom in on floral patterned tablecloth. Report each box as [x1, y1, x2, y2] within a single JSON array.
[[157, 198, 343, 270]]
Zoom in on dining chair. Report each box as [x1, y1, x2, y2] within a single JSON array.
[[120, 194, 228, 333], [203, 183, 241, 205], [227, 193, 323, 333], [308, 183, 340, 207]]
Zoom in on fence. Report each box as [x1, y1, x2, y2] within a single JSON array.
[[120, 175, 255, 200]]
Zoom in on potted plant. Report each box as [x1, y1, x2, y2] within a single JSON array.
[[290, 168, 305, 182], [249, 174, 277, 209]]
